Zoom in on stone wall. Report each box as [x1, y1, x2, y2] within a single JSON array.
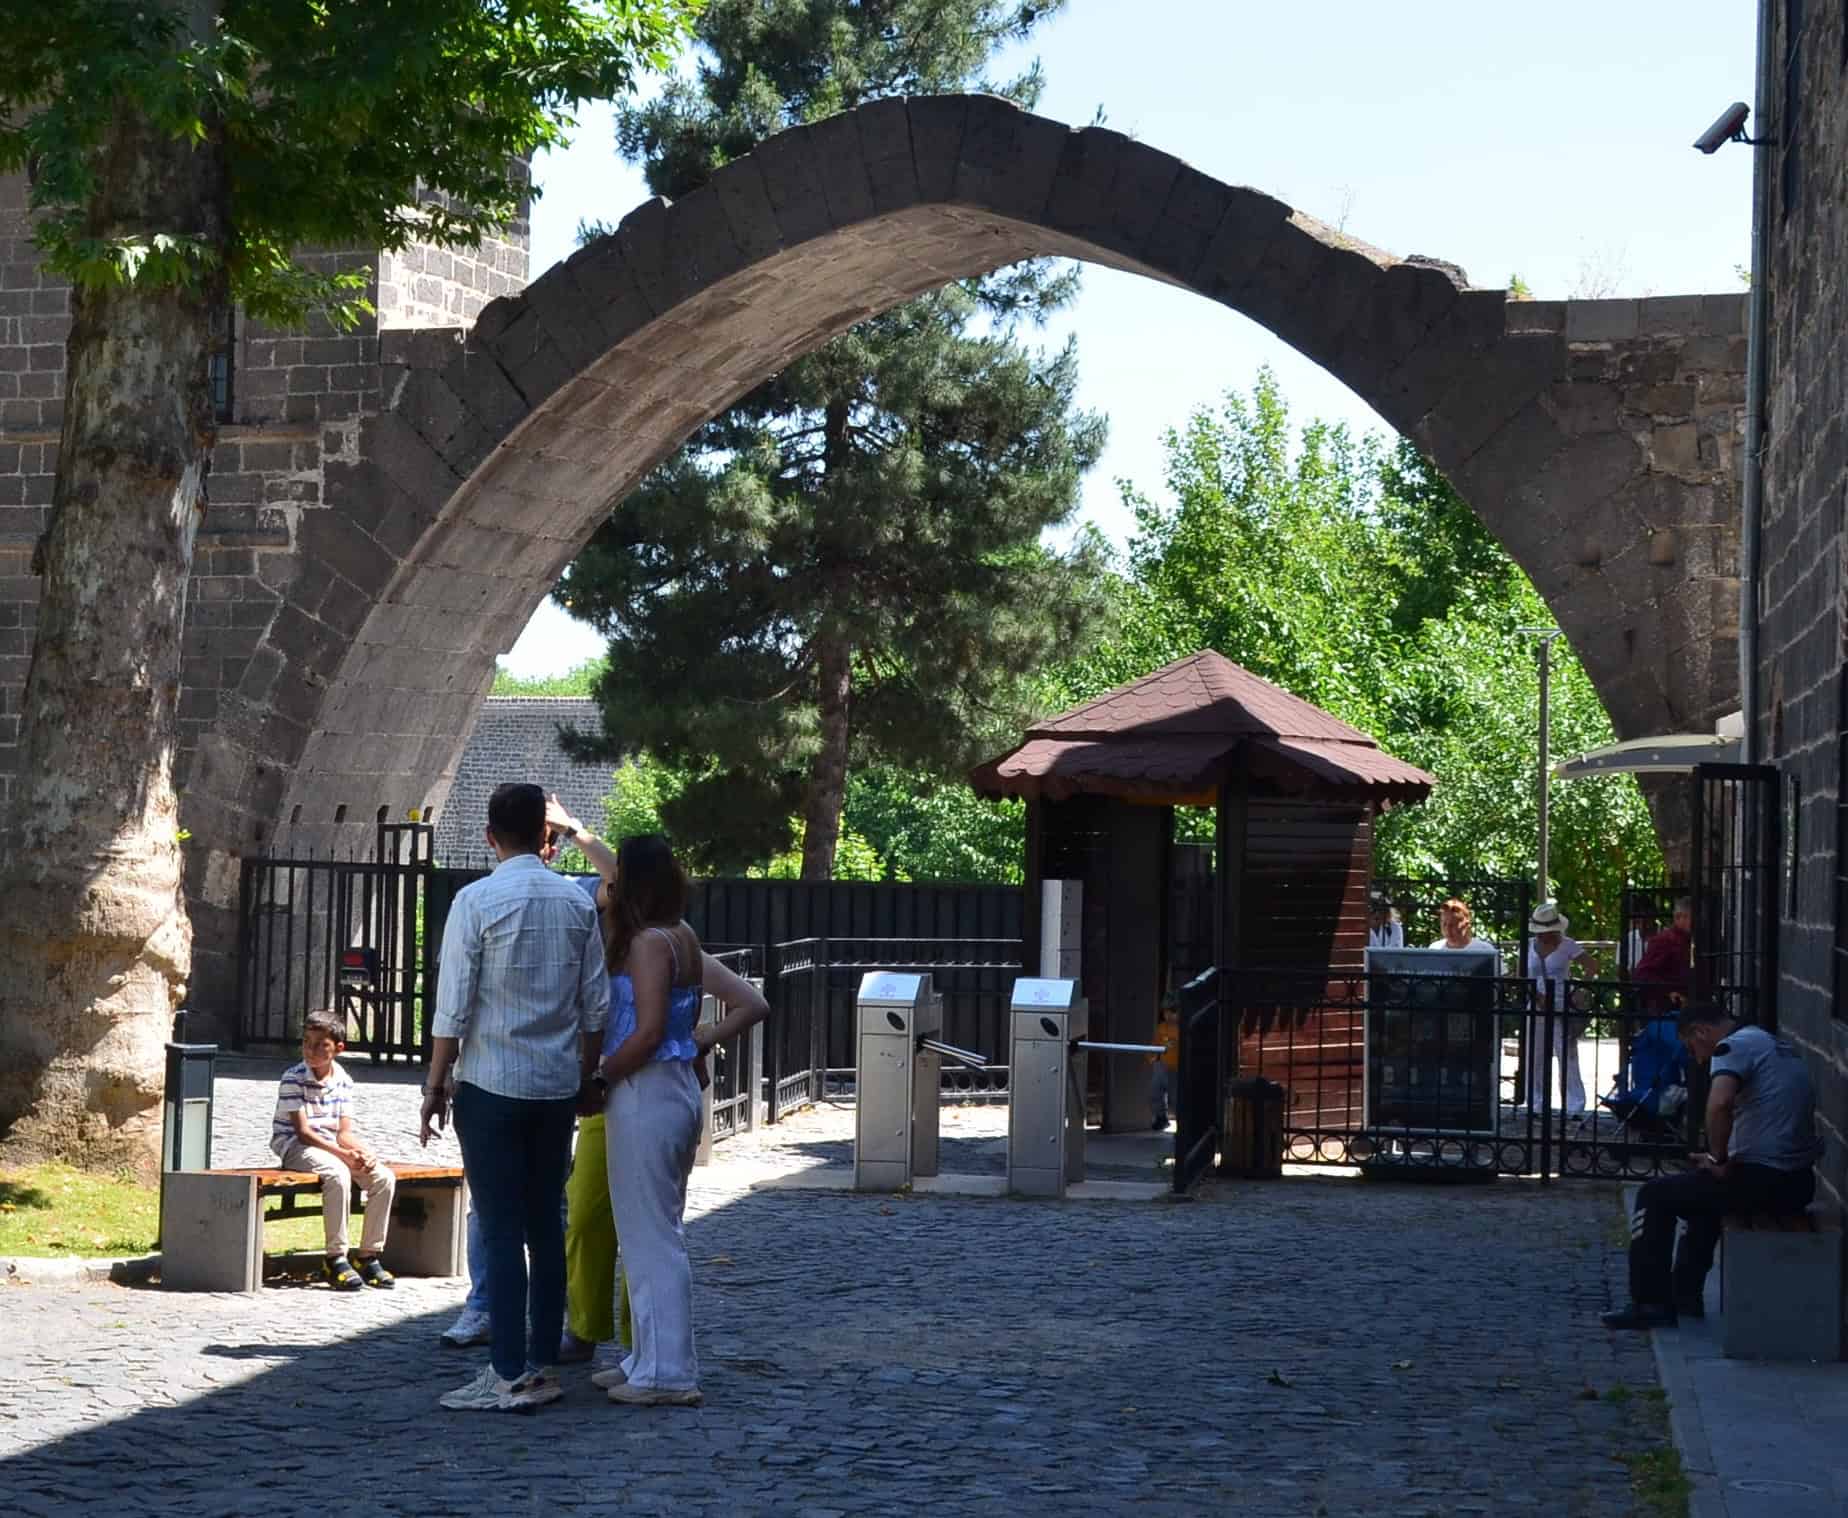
[[1757, 1, 1848, 1207], [431, 696, 613, 865]]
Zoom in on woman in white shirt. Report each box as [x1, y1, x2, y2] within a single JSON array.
[[1523, 901, 1586, 1114], [1427, 898, 1498, 964]]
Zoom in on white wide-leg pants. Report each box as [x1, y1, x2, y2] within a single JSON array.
[[1524, 1016, 1587, 1114], [605, 1058, 702, 1391]]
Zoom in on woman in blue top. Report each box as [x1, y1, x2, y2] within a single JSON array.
[[591, 833, 711, 1406]]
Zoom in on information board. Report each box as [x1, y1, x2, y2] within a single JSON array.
[[1363, 946, 1501, 1132]]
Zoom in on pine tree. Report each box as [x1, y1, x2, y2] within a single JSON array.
[[561, 0, 1109, 878]]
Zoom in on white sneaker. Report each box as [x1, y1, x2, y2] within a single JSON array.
[[606, 1379, 702, 1408], [507, 1367, 564, 1410], [439, 1366, 520, 1411], [590, 1360, 629, 1389], [440, 1307, 491, 1347]]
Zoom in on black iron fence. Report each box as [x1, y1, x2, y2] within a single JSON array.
[[703, 945, 763, 1143], [760, 936, 1023, 1113], [1220, 968, 1714, 1181], [237, 833, 1023, 1060]]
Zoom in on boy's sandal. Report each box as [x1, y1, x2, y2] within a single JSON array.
[[354, 1255, 396, 1289], [323, 1256, 364, 1292]]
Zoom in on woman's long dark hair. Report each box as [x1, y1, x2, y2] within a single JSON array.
[[604, 833, 690, 972]]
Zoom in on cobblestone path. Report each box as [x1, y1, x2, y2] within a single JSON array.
[[0, 1062, 1669, 1516]]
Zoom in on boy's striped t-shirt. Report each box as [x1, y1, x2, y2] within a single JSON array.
[[270, 1060, 354, 1158]]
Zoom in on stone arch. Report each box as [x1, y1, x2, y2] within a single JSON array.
[[179, 94, 1745, 1006]]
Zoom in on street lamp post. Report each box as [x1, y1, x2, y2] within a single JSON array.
[[1518, 627, 1563, 901]]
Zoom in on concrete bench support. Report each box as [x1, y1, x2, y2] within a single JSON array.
[[1720, 1208, 1844, 1361], [382, 1177, 468, 1279], [162, 1171, 265, 1293]]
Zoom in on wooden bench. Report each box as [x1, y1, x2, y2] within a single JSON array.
[[1720, 1206, 1843, 1362], [161, 1163, 468, 1293]]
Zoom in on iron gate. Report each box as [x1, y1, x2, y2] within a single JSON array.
[[1214, 969, 1707, 1182]]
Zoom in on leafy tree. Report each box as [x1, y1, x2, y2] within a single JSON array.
[[492, 657, 608, 697], [560, 0, 1110, 880], [0, 0, 695, 1172], [1053, 373, 1662, 936], [843, 766, 1024, 883]]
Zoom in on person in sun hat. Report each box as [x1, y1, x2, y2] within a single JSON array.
[[1522, 901, 1587, 1114]]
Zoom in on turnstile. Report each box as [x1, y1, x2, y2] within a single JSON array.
[[852, 972, 987, 1191], [1007, 977, 1164, 1197]]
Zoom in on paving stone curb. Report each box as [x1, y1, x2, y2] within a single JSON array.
[[2, 1253, 159, 1287]]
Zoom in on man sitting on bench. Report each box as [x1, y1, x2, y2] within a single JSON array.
[[1603, 1006, 1821, 1330]]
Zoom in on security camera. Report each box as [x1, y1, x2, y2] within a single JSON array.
[[1693, 102, 1751, 154]]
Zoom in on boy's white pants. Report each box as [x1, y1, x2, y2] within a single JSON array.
[[279, 1142, 396, 1257], [605, 1059, 702, 1390]]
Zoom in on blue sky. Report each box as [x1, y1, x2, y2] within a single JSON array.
[[501, 0, 1758, 676]]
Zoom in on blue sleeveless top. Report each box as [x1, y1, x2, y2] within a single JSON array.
[[602, 925, 701, 1064]]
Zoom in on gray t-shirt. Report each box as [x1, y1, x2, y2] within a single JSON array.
[[1710, 1024, 1822, 1171]]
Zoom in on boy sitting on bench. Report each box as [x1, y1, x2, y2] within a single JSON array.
[[272, 1010, 398, 1291]]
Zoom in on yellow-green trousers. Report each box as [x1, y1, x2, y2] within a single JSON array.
[[566, 1113, 633, 1348]]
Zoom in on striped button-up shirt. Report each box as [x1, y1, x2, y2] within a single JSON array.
[[431, 853, 609, 1100]]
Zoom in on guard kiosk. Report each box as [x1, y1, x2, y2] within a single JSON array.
[[854, 972, 944, 1191], [1008, 978, 1089, 1197]]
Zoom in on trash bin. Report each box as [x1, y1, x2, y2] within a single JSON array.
[[158, 1021, 218, 1249], [1221, 1076, 1285, 1179]]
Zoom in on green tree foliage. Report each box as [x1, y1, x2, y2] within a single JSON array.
[[5, 0, 697, 327], [560, 0, 1111, 880], [1054, 373, 1662, 937], [491, 657, 608, 697], [842, 766, 1025, 883]]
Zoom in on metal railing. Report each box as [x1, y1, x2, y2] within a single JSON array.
[[761, 936, 1024, 1119]]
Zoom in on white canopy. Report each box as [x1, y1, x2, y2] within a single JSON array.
[[1552, 732, 1739, 780]]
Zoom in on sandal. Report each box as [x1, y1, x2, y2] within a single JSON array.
[[323, 1256, 364, 1292], [354, 1255, 396, 1290]]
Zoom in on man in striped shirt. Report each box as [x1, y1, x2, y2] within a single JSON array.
[[422, 782, 609, 1413], [271, 1009, 397, 1290]]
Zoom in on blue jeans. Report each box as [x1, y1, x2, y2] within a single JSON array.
[[452, 1082, 576, 1381], [464, 1170, 571, 1314]]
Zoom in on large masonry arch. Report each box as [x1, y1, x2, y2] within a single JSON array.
[[12, 97, 1744, 1018]]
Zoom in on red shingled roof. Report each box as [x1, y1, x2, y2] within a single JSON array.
[[970, 651, 1434, 804]]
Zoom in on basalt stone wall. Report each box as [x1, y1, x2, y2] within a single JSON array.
[[1756, 2, 1848, 1209], [430, 696, 613, 866]]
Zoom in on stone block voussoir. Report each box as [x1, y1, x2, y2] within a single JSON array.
[[907, 94, 973, 203], [953, 96, 1062, 224], [560, 239, 657, 348], [480, 300, 576, 412], [855, 96, 921, 217], [1042, 126, 1133, 246], [707, 153, 786, 263], [518, 260, 620, 375], [805, 110, 876, 235], [749, 127, 833, 250], [363, 412, 467, 518], [611, 196, 676, 318], [297, 506, 396, 602], [659, 180, 748, 311], [1186, 184, 1292, 308]]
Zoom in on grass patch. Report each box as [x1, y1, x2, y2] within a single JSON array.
[[1616, 1385, 1691, 1518], [0, 1162, 334, 1258]]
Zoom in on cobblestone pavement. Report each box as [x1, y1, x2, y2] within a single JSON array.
[[0, 1066, 1670, 1516]]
